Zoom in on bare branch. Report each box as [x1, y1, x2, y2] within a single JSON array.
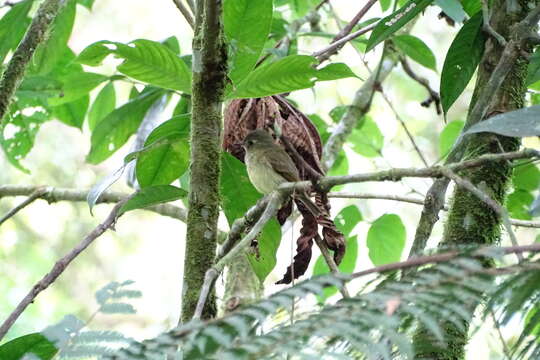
[[0, 185, 187, 222], [0, 187, 48, 226], [0, 198, 130, 341], [399, 57, 441, 115], [172, 0, 194, 29], [0, 0, 67, 126], [314, 234, 350, 298], [481, 0, 507, 47], [312, 23, 377, 61]]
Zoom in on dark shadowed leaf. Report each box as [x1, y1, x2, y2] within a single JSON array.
[[440, 12, 485, 114], [88, 82, 116, 131], [0, 333, 58, 360], [135, 115, 191, 187], [367, 214, 406, 265], [0, 0, 32, 63], [313, 235, 359, 302], [118, 185, 187, 216], [464, 105, 540, 137], [461, 0, 481, 16], [393, 34, 437, 71], [224, 0, 273, 84], [87, 89, 163, 164], [439, 120, 464, 157], [366, 0, 433, 52], [221, 153, 281, 282]]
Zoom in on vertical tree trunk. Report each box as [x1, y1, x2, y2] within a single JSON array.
[[413, 1, 534, 358], [181, 0, 227, 322]]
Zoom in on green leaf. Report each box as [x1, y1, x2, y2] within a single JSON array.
[[463, 105, 540, 137], [51, 95, 89, 129], [513, 161, 540, 192], [17, 76, 63, 100], [367, 214, 406, 265], [30, 0, 76, 75], [348, 117, 384, 157], [313, 235, 358, 302], [77, 39, 192, 92], [0, 333, 58, 360], [0, 108, 49, 173], [506, 190, 534, 220], [527, 48, 540, 86], [48, 71, 108, 106], [327, 150, 348, 191], [316, 63, 359, 81], [221, 153, 281, 282], [366, 0, 433, 52], [230, 56, 355, 98], [438, 120, 464, 157], [460, 0, 481, 16], [162, 35, 180, 54], [435, 0, 466, 23], [0, 0, 32, 63], [88, 82, 116, 131], [224, 0, 273, 84], [77, 0, 96, 10], [379, 0, 392, 11], [334, 205, 363, 237], [393, 34, 437, 71], [87, 89, 163, 164], [440, 12, 485, 115], [308, 114, 330, 143], [135, 115, 191, 187], [118, 185, 187, 216], [173, 94, 191, 116]]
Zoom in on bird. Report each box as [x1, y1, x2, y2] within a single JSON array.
[[242, 129, 321, 217]]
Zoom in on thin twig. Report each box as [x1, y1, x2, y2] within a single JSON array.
[[312, 23, 377, 61], [0, 185, 187, 222], [172, 0, 194, 29], [481, 0, 507, 47], [316, 0, 378, 63], [0, 198, 130, 341], [314, 235, 350, 298], [0, 187, 48, 226], [490, 310, 513, 360], [327, 191, 540, 228], [399, 57, 441, 114], [441, 168, 523, 261]]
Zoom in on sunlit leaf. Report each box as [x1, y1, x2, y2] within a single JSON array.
[[334, 205, 363, 237], [88, 82, 116, 131], [0, 333, 57, 360], [51, 95, 89, 129], [118, 185, 187, 216], [348, 117, 384, 158], [0, 0, 32, 63], [506, 190, 534, 220], [438, 120, 464, 157], [513, 161, 540, 192], [393, 34, 437, 71], [48, 72, 108, 106], [367, 214, 406, 265], [224, 0, 273, 84], [366, 0, 433, 52]]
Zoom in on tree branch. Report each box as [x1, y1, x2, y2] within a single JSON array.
[[0, 187, 47, 226], [0, 0, 67, 126], [399, 56, 441, 115], [0, 198, 129, 342], [312, 23, 377, 61], [172, 0, 194, 29], [0, 185, 187, 222]]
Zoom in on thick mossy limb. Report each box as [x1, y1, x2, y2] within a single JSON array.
[[181, 0, 228, 322], [0, 0, 66, 126], [413, 0, 535, 358]]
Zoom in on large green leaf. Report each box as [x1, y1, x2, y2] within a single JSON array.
[[366, 0, 433, 52], [87, 89, 163, 164], [379, 0, 392, 11], [526, 48, 540, 86], [506, 190, 534, 220], [48, 71, 108, 106], [440, 12, 485, 115], [313, 235, 359, 302], [51, 94, 89, 129], [0, 0, 32, 63], [30, 0, 76, 75], [118, 185, 187, 216], [135, 115, 191, 187], [460, 0, 481, 16], [230, 55, 356, 98], [334, 205, 363, 237], [224, 0, 273, 84], [348, 117, 384, 158], [367, 214, 406, 265], [221, 153, 281, 282], [393, 34, 436, 71], [438, 120, 464, 157], [0, 333, 57, 360], [463, 105, 540, 137], [513, 161, 540, 192], [88, 82, 116, 131], [77, 39, 192, 93]]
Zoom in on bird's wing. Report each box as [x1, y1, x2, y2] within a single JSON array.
[[264, 148, 300, 182]]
